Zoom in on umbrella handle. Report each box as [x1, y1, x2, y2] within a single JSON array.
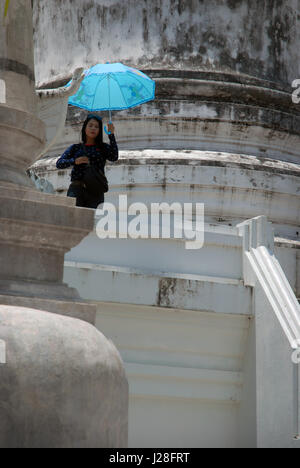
[[104, 120, 113, 135]]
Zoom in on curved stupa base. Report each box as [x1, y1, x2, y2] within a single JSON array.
[[0, 305, 128, 448]]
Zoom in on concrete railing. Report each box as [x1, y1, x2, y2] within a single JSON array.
[[237, 216, 300, 349]]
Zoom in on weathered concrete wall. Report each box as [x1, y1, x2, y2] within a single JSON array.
[[33, 0, 299, 88], [32, 1, 300, 161]]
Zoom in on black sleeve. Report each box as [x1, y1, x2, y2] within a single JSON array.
[[56, 144, 78, 169], [103, 134, 119, 162]]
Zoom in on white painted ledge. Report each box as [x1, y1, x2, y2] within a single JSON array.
[[125, 363, 243, 403], [64, 261, 242, 285], [64, 261, 252, 315]]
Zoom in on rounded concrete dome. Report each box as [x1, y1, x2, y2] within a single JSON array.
[[0, 305, 128, 448]]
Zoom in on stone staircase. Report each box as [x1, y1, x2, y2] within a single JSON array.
[[61, 213, 300, 447]]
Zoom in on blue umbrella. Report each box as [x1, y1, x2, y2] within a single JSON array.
[[68, 62, 155, 134]]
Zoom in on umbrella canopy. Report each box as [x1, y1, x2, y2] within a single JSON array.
[[68, 63, 155, 112]]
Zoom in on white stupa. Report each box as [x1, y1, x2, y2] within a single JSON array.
[[30, 0, 300, 448]]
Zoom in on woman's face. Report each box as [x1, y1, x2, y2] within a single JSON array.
[[85, 119, 100, 140]]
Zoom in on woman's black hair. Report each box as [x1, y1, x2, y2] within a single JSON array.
[[81, 114, 103, 147]]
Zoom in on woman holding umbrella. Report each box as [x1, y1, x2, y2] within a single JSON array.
[[56, 114, 118, 209], [57, 62, 154, 208]]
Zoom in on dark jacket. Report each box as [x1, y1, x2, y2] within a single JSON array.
[[56, 134, 118, 182]]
